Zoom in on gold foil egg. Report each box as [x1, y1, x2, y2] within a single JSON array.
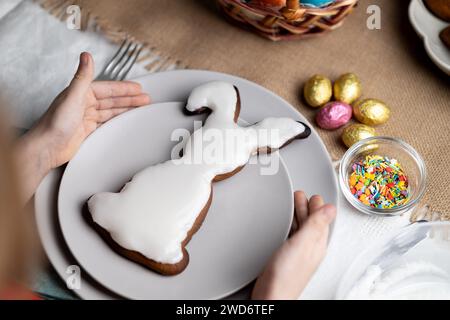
[[353, 98, 390, 126], [342, 124, 376, 148], [303, 75, 332, 108], [334, 73, 362, 104]]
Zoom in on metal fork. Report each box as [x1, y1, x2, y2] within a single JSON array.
[[97, 38, 143, 81]]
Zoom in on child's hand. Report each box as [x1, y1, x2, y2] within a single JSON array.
[[32, 52, 150, 169], [252, 191, 336, 300], [16, 52, 150, 203]]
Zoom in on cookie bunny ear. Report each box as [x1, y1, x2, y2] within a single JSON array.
[[295, 121, 311, 140], [249, 118, 311, 152], [185, 81, 240, 123]]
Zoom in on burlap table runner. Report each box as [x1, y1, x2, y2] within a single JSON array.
[[42, 0, 450, 216]]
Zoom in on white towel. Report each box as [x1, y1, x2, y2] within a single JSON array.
[[0, 0, 147, 129], [0, 0, 22, 18], [301, 196, 410, 299]]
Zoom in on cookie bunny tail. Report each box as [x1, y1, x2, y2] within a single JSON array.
[[185, 81, 239, 123]]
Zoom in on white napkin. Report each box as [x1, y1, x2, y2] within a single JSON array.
[[0, 0, 21, 18], [300, 194, 411, 299], [0, 0, 147, 129]]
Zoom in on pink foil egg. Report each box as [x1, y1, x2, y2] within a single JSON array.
[[316, 101, 352, 130]]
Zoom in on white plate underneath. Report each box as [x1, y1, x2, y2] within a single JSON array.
[[57, 101, 295, 300], [35, 69, 338, 300], [409, 0, 450, 75]]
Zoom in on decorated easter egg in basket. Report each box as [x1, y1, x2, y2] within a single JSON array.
[[216, 0, 359, 41]]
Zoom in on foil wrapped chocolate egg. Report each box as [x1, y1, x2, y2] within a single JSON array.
[[303, 75, 332, 108], [353, 98, 390, 126], [342, 124, 376, 148], [333, 73, 362, 105], [316, 101, 352, 130]]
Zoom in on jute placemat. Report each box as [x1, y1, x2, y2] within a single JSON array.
[[41, 0, 450, 217]]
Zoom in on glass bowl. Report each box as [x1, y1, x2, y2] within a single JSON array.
[[336, 221, 450, 300], [339, 136, 427, 216]]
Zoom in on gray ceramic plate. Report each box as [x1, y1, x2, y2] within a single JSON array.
[[35, 70, 338, 299], [409, 0, 450, 75], [58, 101, 295, 300]]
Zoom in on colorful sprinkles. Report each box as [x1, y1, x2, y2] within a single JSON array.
[[348, 155, 410, 209]]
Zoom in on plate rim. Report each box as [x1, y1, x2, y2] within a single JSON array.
[[408, 0, 450, 75]]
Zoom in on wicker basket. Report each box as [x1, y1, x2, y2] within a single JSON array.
[[217, 0, 359, 41]]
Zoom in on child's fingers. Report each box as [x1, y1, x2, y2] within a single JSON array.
[[96, 107, 135, 123], [290, 219, 298, 237], [67, 52, 94, 102], [97, 94, 150, 109], [294, 191, 309, 229], [299, 204, 336, 244], [308, 195, 324, 214], [92, 81, 144, 100]]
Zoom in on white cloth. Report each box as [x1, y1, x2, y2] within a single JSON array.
[[301, 196, 410, 299], [0, 0, 413, 300], [0, 0, 21, 18], [0, 0, 147, 129]]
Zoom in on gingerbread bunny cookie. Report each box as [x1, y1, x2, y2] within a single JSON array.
[[88, 81, 311, 275]]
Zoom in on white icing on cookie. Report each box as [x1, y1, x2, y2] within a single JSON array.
[[88, 81, 309, 264]]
